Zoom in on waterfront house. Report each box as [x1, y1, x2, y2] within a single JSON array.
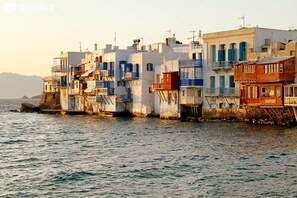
[[202, 27, 297, 115]]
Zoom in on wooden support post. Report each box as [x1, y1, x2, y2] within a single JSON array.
[[293, 107, 297, 121]]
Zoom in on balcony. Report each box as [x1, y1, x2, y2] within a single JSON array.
[[117, 95, 133, 102], [210, 61, 234, 70], [204, 88, 239, 96], [180, 96, 203, 105], [68, 89, 79, 95], [179, 59, 203, 68], [100, 70, 114, 77], [52, 65, 67, 72], [97, 88, 115, 96], [87, 96, 104, 103], [180, 79, 203, 87], [122, 72, 139, 80], [285, 97, 297, 106]]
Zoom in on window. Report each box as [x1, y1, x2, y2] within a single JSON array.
[[279, 64, 283, 73], [147, 63, 153, 71], [276, 86, 281, 97], [197, 89, 202, 97], [182, 90, 185, 96], [210, 76, 216, 88]]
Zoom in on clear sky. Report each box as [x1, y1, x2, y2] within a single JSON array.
[[1, 0, 297, 77]]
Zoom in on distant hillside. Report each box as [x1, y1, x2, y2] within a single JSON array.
[[0, 73, 43, 99]]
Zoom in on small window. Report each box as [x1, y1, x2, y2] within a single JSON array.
[[182, 90, 185, 96], [279, 64, 283, 73], [147, 63, 153, 71]]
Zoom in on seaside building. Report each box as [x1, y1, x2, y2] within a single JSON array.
[[202, 27, 297, 117], [235, 41, 297, 122]]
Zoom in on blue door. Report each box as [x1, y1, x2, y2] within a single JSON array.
[[239, 42, 246, 61], [220, 76, 225, 95]]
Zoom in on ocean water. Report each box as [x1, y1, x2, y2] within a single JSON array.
[[1, 99, 297, 197]]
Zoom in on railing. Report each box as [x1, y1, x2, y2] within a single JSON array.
[[179, 59, 203, 68], [68, 89, 79, 95], [52, 65, 67, 72], [204, 88, 240, 96], [151, 83, 164, 91], [210, 61, 234, 70], [44, 76, 55, 81], [180, 96, 203, 105], [97, 88, 115, 96], [122, 72, 139, 80], [284, 97, 297, 106], [100, 70, 114, 77], [87, 96, 104, 103], [180, 79, 203, 87], [117, 95, 133, 102]]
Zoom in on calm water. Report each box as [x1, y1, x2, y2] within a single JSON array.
[[1, 99, 297, 197]]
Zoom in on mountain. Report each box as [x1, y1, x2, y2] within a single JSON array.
[[0, 73, 43, 99]]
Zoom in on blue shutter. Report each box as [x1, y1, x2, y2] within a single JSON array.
[[103, 62, 108, 70], [239, 42, 246, 61], [218, 50, 223, 62], [229, 75, 235, 88], [228, 49, 233, 62], [211, 45, 216, 62]]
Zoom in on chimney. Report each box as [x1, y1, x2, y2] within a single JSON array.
[[94, 43, 98, 50]]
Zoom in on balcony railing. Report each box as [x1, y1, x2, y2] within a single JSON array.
[[180, 96, 203, 105], [210, 61, 235, 70], [204, 88, 239, 96], [97, 88, 115, 96], [284, 97, 297, 106], [87, 96, 104, 103], [100, 70, 114, 77], [122, 72, 139, 80], [179, 59, 203, 68], [52, 65, 67, 72], [117, 95, 133, 102], [180, 79, 203, 87]]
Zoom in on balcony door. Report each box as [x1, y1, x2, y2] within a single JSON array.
[[220, 76, 225, 95]]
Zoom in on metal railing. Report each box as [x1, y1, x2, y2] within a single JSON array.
[[52, 65, 67, 72], [97, 88, 115, 96], [179, 59, 203, 68], [210, 61, 235, 69], [122, 72, 139, 80], [180, 79, 203, 87], [204, 88, 239, 96]]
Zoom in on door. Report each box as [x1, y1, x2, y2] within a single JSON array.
[[220, 76, 225, 95]]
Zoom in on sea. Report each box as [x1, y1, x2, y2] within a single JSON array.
[[1, 99, 297, 197]]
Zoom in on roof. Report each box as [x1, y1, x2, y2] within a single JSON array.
[[81, 69, 95, 77], [257, 56, 294, 64]]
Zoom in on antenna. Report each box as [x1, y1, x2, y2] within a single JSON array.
[[239, 15, 245, 28], [139, 37, 144, 46], [114, 32, 117, 46], [189, 30, 196, 42], [166, 30, 171, 37], [79, 42, 82, 52]]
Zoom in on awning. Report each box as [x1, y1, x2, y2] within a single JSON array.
[[81, 69, 95, 77], [84, 87, 94, 93]]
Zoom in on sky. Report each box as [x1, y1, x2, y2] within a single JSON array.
[[1, 0, 297, 77]]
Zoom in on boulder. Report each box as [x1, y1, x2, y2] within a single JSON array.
[[19, 102, 40, 113]]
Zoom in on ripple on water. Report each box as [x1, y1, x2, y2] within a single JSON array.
[[1, 99, 297, 197]]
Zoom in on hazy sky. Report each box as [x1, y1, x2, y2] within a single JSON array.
[[1, 0, 297, 77]]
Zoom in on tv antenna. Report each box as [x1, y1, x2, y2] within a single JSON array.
[[239, 15, 245, 28], [188, 30, 196, 42], [79, 42, 82, 52]]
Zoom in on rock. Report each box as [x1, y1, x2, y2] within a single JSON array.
[[9, 110, 18, 112], [19, 102, 40, 113]]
